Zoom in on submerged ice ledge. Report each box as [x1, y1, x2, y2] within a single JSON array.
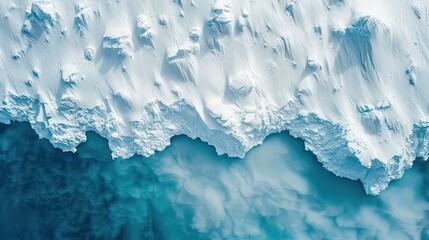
[[1, 0, 429, 195], [2, 122, 429, 239]]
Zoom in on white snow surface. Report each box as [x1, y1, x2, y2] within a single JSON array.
[[1, 0, 429, 195]]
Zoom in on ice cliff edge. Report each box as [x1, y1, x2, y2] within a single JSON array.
[[1, 0, 429, 195]]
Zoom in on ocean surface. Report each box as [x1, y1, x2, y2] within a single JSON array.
[[0, 122, 428, 239]]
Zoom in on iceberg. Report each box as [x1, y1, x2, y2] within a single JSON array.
[[1, 0, 429, 194]]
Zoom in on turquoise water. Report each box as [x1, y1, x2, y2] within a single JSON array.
[[0, 122, 428, 239]]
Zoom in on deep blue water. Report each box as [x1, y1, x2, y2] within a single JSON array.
[[0, 122, 428, 239]]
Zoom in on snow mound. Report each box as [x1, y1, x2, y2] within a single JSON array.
[[227, 71, 255, 97], [1, 0, 429, 195]]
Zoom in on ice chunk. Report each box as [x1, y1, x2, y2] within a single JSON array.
[[84, 47, 96, 61], [375, 99, 391, 110], [61, 64, 83, 84], [11, 49, 25, 60], [331, 27, 345, 38], [237, 16, 246, 32], [167, 45, 193, 62], [159, 15, 167, 26], [136, 15, 151, 32], [102, 30, 133, 57], [406, 64, 417, 86], [74, 3, 92, 36], [207, 0, 234, 33], [285, 2, 296, 20], [307, 58, 321, 70], [357, 104, 374, 113], [32, 68, 41, 78], [166, 44, 197, 83], [174, 0, 182, 7], [190, 27, 201, 41], [25, 79, 33, 87], [346, 16, 378, 38], [136, 15, 154, 46], [58, 95, 79, 113], [30, 1, 57, 28]]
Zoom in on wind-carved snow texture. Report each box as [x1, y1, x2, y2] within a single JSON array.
[[1, 0, 429, 195]]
